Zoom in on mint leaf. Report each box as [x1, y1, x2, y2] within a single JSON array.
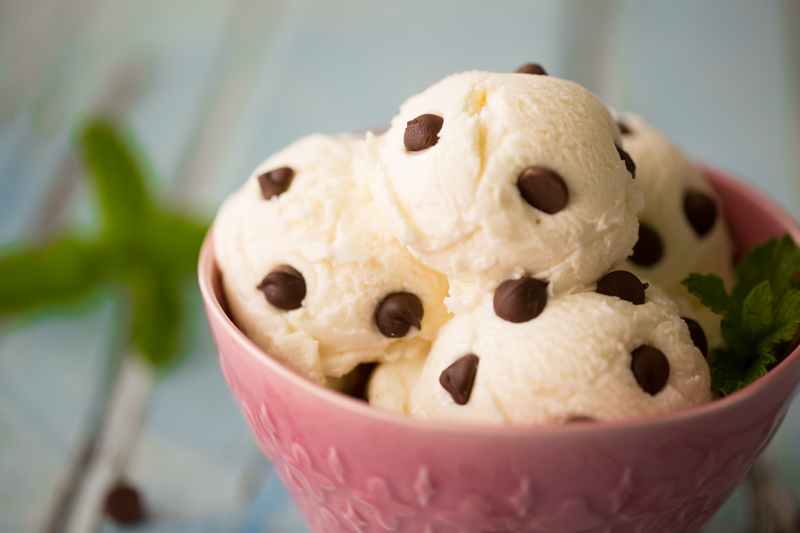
[[684, 234, 800, 395], [0, 238, 101, 313], [740, 281, 773, 340], [682, 273, 738, 318], [130, 268, 181, 367], [733, 235, 800, 306], [82, 120, 150, 243]]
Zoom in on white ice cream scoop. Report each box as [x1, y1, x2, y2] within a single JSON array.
[[364, 71, 644, 292], [617, 113, 736, 350], [213, 134, 450, 384], [370, 274, 711, 424]]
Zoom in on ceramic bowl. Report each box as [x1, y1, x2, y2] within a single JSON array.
[[199, 167, 800, 533]]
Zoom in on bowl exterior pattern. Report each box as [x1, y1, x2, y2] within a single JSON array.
[[201, 168, 800, 533]]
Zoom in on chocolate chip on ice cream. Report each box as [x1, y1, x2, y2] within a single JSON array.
[[517, 167, 569, 214], [630, 225, 663, 267], [515, 63, 548, 75], [258, 265, 306, 310], [684, 192, 718, 237], [375, 292, 424, 338], [596, 271, 647, 305], [631, 345, 670, 395], [616, 145, 636, 178], [404, 114, 444, 152], [683, 317, 708, 357], [258, 166, 294, 199], [493, 277, 548, 323], [439, 353, 479, 405]]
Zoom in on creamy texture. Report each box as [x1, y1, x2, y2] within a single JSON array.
[[213, 134, 451, 384], [394, 283, 711, 424], [618, 114, 736, 349], [365, 71, 644, 291]]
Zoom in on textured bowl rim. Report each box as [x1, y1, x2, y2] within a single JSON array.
[[199, 166, 800, 436]]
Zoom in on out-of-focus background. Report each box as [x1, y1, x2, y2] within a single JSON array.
[[1, 1, 799, 531]]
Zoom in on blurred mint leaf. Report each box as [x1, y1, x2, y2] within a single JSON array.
[[684, 234, 800, 395], [82, 120, 150, 243], [0, 119, 209, 372], [0, 238, 101, 313], [130, 267, 181, 367]]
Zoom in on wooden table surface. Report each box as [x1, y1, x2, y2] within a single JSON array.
[[1, 1, 799, 531]]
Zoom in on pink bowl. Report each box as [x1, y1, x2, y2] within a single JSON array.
[[199, 167, 800, 533]]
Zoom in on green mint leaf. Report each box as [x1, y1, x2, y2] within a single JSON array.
[[143, 211, 209, 275], [682, 273, 739, 319], [130, 267, 181, 368], [82, 120, 150, 243], [0, 238, 101, 313], [709, 346, 748, 395], [739, 280, 773, 340], [733, 235, 800, 306]]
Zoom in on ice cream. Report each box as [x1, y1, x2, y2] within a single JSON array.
[[213, 134, 450, 385], [213, 67, 715, 424], [617, 114, 736, 349], [368, 274, 712, 424], [364, 71, 643, 292]]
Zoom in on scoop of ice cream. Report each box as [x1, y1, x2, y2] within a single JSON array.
[[213, 134, 451, 384], [399, 276, 711, 424], [367, 355, 426, 414], [617, 113, 736, 349], [365, 71, 643, 291]]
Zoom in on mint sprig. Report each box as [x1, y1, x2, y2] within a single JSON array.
[[682, 235, 800, 395], [0, 119, 209, 368]]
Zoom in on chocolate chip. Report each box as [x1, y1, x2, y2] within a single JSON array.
[[682, 317, 708, 358], [404, 114, 443, 152], [567, 416, 594, 423], [615, 145, 636, 178], [257, 265, 306, 310], [375, 292, 424, 338], [517, 167, 569, 214], [630, 224, 663, 267], [104, 481, 146, 525], [631, 345, 670, 395], [339, 362, 378, 402], [618, 120, 632, 135], [596, 270, 647, 305], [684, 192, 718, 237], [258, 167, 294, 199], [493, 277, 548, 323], [515, 63, 548, 75], [440, 353, 479, 405]]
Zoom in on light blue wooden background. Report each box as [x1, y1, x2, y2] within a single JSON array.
[[1, 1, 799, 531]]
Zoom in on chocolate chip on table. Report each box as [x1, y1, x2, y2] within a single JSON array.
[[630, 224, 663, 267], [684, 192, 718, 237], [404, 114, 444, 152], [258, 167, 295, 199], [682, 317, 708, 358], [515, 63, 548, 75], [617, 120, 632, 135], [104, 481, 146, 525], [517, 167, 569, 214], [615, 145, 636, 178], [596, 270, 647, 305], [375, 292, 424, 338], [440, 353, 480, 405], [630, 345, 670, 395], [493, 277, 548, 323], [257, 265, 306, 310]]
